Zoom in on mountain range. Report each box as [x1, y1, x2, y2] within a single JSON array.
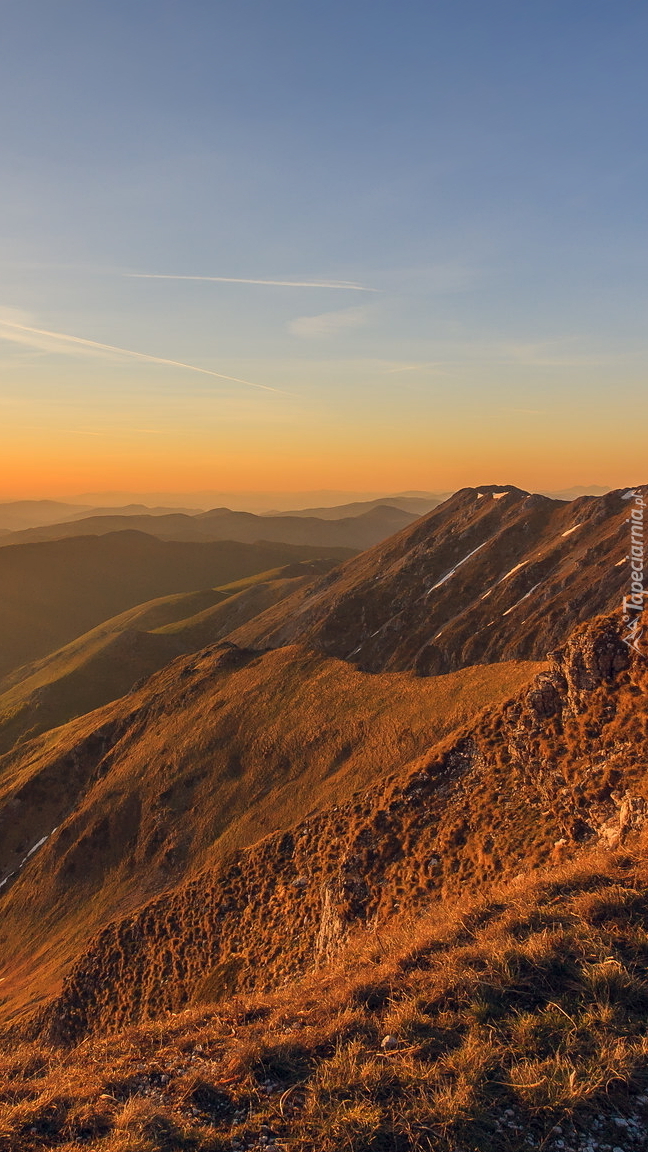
[[0, 483, 645, 1152], [0, 504, 417, 552]]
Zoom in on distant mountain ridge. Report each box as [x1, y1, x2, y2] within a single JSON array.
[[0, 500, 92, 531], [259, 494, 447, 518]]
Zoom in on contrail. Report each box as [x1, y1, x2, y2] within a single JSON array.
[[0, 320, 291, 395], [126, 272, 377, 291]]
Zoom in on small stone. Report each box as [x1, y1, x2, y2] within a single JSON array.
[[381, 1034, 398, 1050]]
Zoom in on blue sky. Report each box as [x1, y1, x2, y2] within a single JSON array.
[[0, 1, 646, 496]]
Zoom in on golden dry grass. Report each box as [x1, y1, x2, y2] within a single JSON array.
[[0, 647, 540, 1033], [2, 847, 648, 1150]]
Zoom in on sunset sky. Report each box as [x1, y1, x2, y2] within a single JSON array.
[[1, 1, 646, 499]]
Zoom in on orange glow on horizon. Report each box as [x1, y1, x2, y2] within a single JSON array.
[[0, 434, 637, 501]]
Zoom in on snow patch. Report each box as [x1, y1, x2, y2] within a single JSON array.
[[17, 828, 58, 870], [500, 560, 528, 582], [1, 827, 58, 893], [502, 582, 542, 616], [561, 524, 583, 537], [479, 560, 528, 602], [493, 491, 509, 500], [428, 539, 490, 592]]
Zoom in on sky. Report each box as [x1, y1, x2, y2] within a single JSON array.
[[0, 0, 647, 499]]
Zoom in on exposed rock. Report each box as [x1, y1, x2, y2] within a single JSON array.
[[33, 611, 648, 1044]]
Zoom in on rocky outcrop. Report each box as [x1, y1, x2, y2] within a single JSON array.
[[38, 612, 648, 1043]]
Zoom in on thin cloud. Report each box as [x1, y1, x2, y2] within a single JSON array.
[[0, 318, 290, 395], [288, 306, 369, 338], [127, 273, 377, 291], [383, 362, 453, 376]]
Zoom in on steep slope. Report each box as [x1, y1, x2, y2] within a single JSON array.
[[0, 505, 417, 550], [226, 485, 639, 673], [0, 564, 334, 752], [0, 532, 354, 679], [3, 849, 648, 1152], [0, 647, 541, 1032], [30, 611, 647, 1043]]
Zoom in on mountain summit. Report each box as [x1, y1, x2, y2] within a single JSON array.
[[227, 485, 638, 673]]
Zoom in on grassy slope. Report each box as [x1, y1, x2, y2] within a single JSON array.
[[0, 651, 541, 1031], [0, 532, 354, 680], [18, 613, 644, 1051], [2, 847, 648, 1152], [0, 569, 324, 753]]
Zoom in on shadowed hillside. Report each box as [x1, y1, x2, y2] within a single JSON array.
[[0, 533, 354, 679], [226, 485, 638, 673], [0, 562, 337, 752]]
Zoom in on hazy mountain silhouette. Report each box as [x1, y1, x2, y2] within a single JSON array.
[[260, 494, 447, 518], [0, 499, 91, 531], [0, 504, 416, 550]]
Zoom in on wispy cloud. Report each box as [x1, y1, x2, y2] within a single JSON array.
[[493, 340, 612, 369], [288, 306, 370, 338], [0, 314, 290, 395], [126, 273, 377, 292], [382, 362, 453, 376]]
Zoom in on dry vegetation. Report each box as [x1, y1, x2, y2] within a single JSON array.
[[0, 646, 538, 1033], [3, 847, 648, 1151]]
